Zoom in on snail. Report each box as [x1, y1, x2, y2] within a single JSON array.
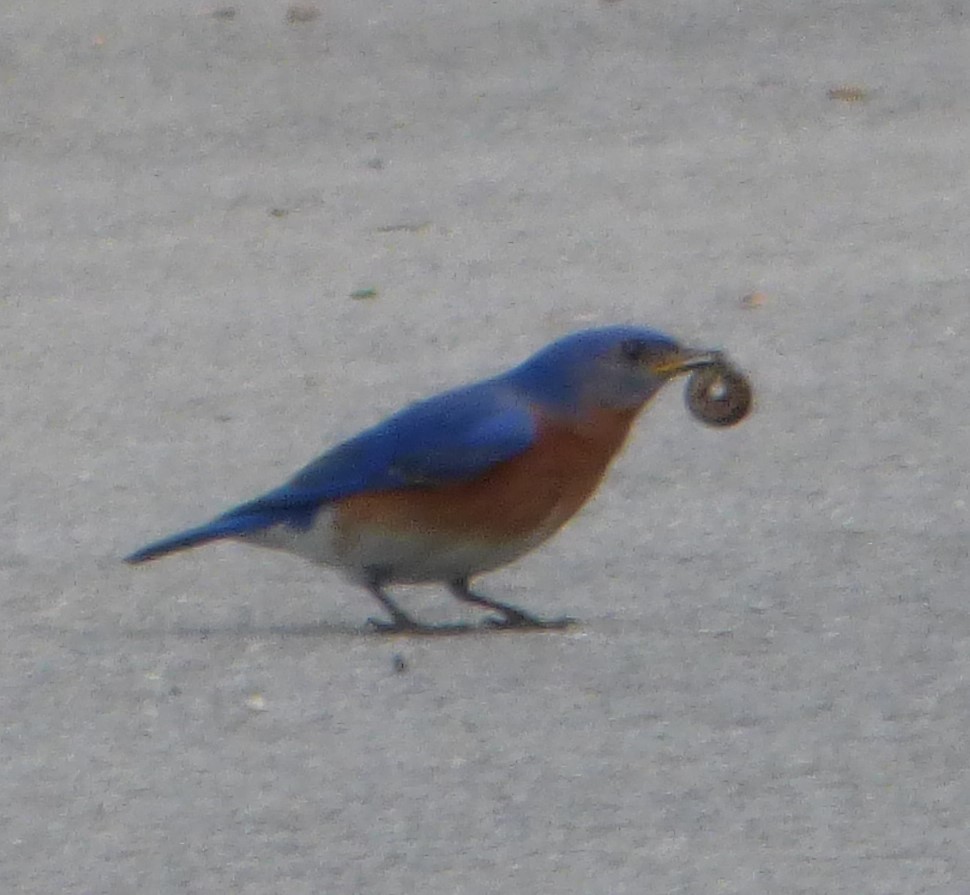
[[685, 358, 752, 427]]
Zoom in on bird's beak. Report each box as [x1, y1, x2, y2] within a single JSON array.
[[650, 347, 723, 377]]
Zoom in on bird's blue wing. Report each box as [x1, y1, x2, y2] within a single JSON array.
[[125, 382, 537, 561], [225, 382, 537, 521]]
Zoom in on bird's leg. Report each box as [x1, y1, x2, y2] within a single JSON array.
[[448, 579, 573, 629], [365, 583, 427, 632], [365, 584, 474, 634]]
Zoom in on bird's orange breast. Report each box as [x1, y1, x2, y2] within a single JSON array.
[[333, 405, 642, 548]]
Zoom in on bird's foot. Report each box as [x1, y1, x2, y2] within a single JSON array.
[[366, 616, 477, 635], [446, 580, 575, 630], [484, 609, 575, 630]]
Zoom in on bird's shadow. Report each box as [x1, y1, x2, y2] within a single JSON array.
[[121, 616, 576, 641]]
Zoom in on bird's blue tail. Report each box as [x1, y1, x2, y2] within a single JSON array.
[[124, 512, 277, 564]]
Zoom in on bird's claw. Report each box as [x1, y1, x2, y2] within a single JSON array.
[[367, 613, 574, 634], [367, 616, 477, 635], [367, 616, 412, 633], [484, 612, 575, 630]]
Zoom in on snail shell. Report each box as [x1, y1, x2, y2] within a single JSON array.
[[685, 363, 752, 427]]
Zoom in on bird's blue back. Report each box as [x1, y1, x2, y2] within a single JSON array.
[[233, 380, 537, 524]]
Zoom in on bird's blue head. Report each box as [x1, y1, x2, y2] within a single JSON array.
[[507, 325, 720, 413]]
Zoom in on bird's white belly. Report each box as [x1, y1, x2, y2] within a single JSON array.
[[241, 507, 539, 585]]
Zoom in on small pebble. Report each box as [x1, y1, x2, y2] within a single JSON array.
[[245, 693, 268, 712], [827, 85, 868, 102], [286, 4, 320, 23]]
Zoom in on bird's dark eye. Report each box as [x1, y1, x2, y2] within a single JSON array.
[[620, 339, 647, 363]]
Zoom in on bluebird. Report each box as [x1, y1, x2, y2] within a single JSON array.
[[126, 326, 730, 632]]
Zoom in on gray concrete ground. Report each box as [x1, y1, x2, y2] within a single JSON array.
[[3, 0, 969, 891]]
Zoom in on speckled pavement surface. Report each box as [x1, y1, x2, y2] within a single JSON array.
[[3, 1, 969, 891]]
